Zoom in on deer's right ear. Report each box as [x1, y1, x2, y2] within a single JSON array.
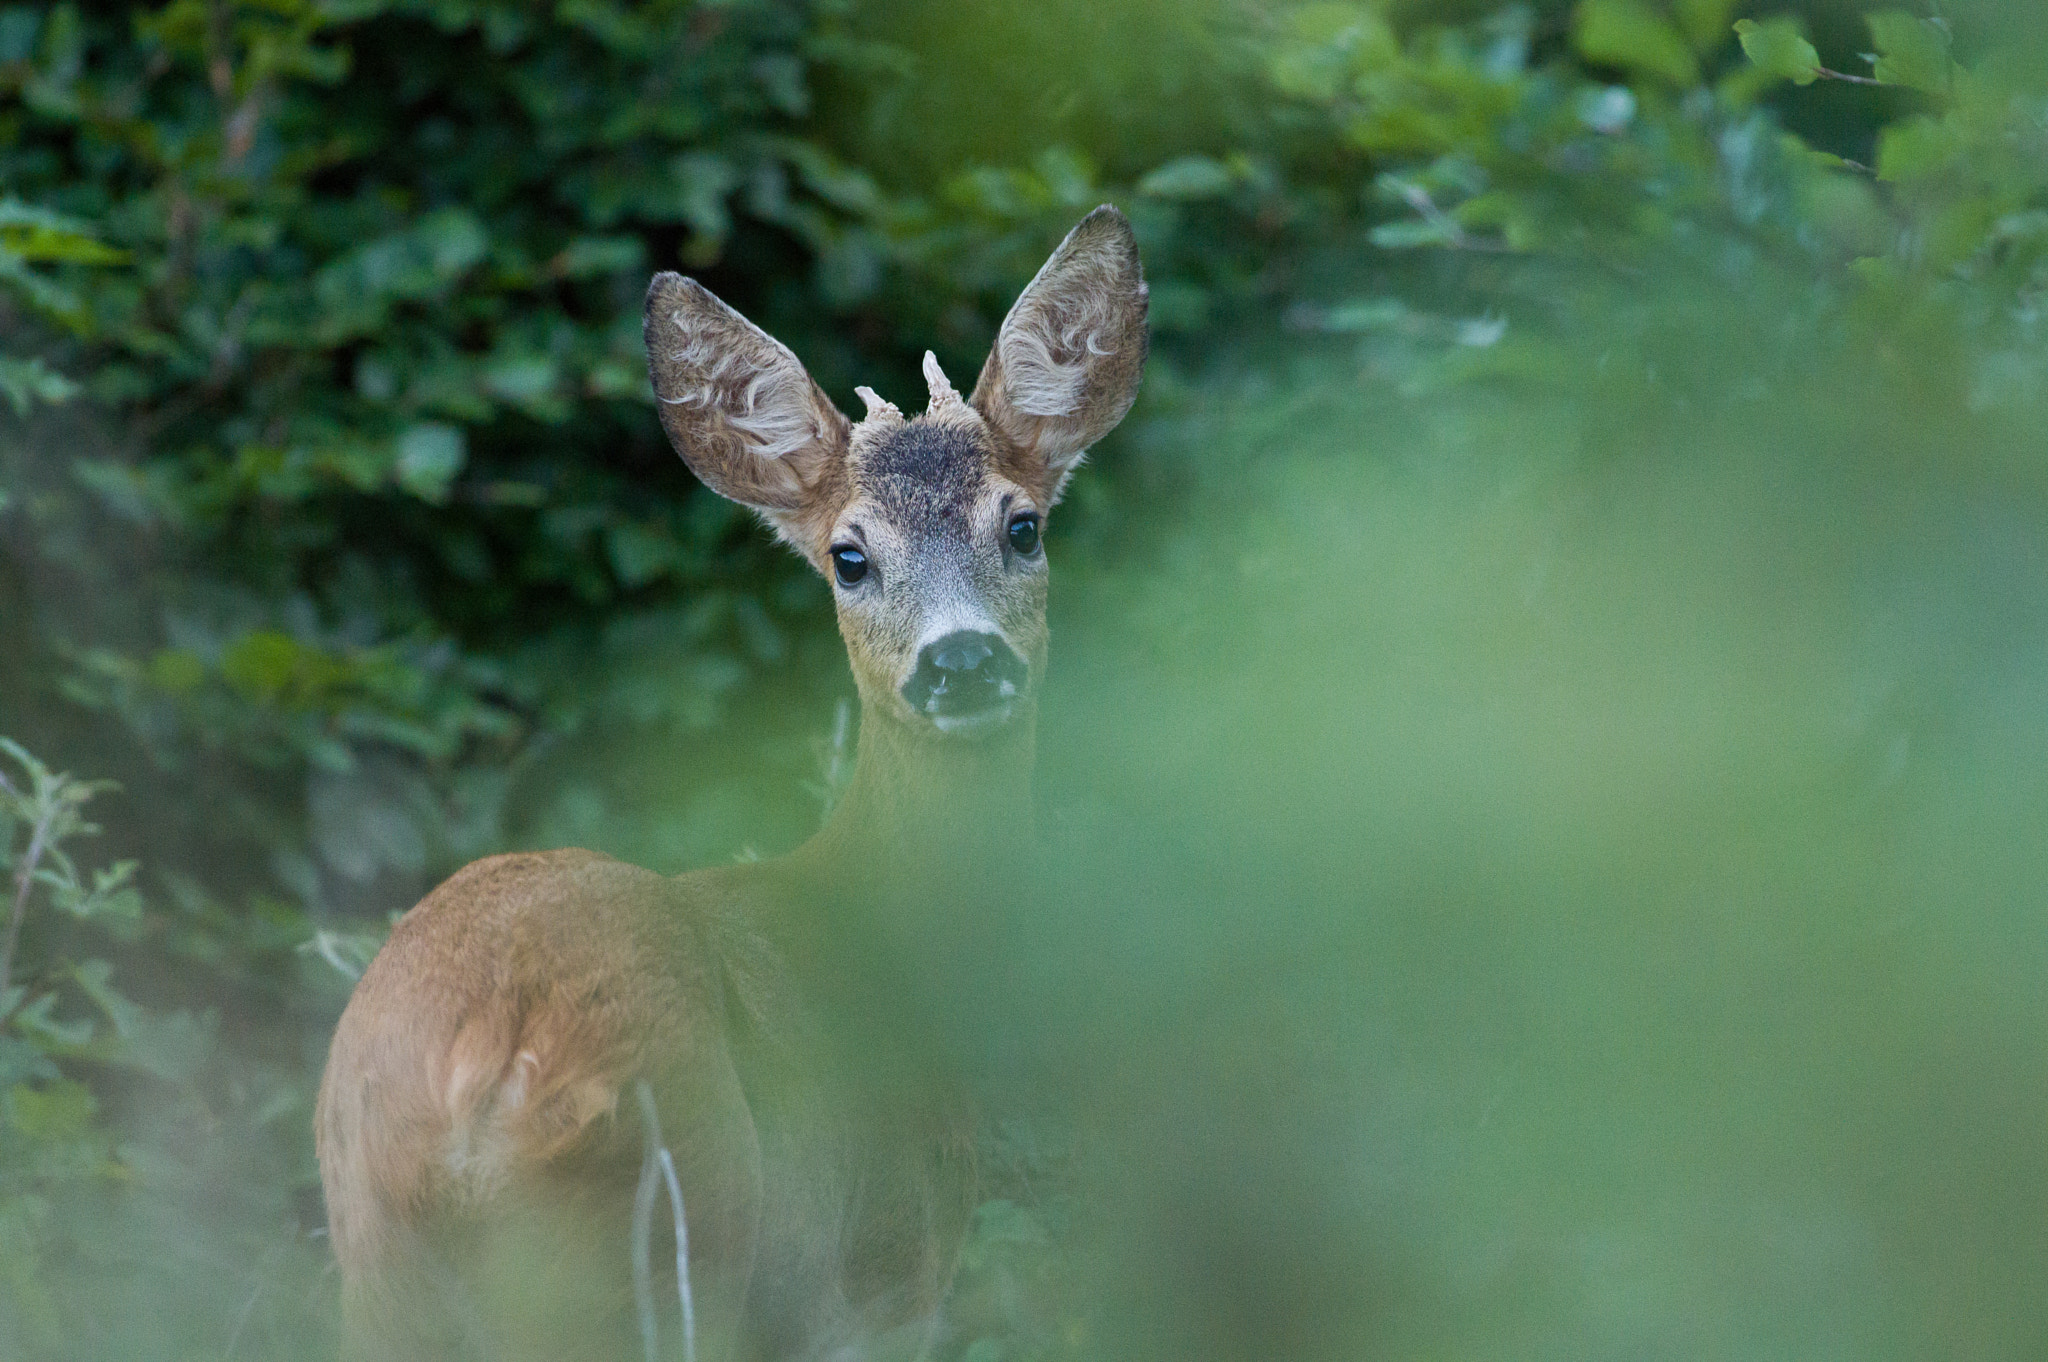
[[645, 273, 849, 541], [971, 206, 1148, 502]]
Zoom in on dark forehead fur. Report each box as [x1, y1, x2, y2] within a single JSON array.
[[853, 418, 990, 528]]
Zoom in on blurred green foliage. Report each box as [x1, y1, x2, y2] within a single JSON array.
[[3, 0, 2048, 1357]]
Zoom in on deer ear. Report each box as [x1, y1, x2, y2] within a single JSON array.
[[971, 206, 1148, 499], [644, 273, 849, 540]]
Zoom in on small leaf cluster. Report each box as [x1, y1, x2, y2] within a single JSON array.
[[0, 739, 236, 1356], [0, 197, 122, 416]]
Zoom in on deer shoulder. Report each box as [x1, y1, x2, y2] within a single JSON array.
[[317, 851, 747, 1251]]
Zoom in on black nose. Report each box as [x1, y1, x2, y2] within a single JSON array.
[[903, 630, 1028, 720]]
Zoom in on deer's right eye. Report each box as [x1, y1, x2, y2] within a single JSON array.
[[831, 546, 870, 587]]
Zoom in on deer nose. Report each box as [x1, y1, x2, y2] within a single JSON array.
[[903, 630, 1028, 722]]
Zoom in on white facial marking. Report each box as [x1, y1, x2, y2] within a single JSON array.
[[932, 701, 1016, 735]]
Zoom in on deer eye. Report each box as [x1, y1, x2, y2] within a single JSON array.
[[831, 546, 869, 586], [1006, 514, 1040, 557]]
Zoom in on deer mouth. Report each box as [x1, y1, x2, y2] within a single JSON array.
[[902, 630, 1028, 735], [927, 690, 1019, 735], [916, 670, 1021, 735]]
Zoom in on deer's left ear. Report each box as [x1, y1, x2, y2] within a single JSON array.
[[971, 206, 1148, 501], [644, 273, 849, 555]]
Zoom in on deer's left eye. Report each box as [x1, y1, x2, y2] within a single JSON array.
[[1006, 514, 1040, 557], [831, 546, 870, 586]]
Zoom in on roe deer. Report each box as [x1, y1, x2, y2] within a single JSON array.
[[315, 206, 1147, 1362]]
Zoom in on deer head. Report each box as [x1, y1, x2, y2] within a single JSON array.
[[645, 206, 1148, 740]]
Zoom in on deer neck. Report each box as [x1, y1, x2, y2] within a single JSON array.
[[797, 704, 1038, 896]]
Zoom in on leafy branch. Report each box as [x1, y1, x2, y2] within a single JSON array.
[[1735, 12, 1955, 98], [0, 199, 127, 415], [0, 739, 136, 1018]]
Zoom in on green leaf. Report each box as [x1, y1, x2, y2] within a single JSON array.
[[1266, 6, 1397, 101], [413, 207, 490, 278], [1145, 281, 1211, 334], [780, 141, 886, 217], [670, 151, 740, 245], [1733, 17, 1821, 86], [605, 521, 679, 588], [0, 201, 126, 264], [1778, 133, 1857, 175], [1874, 115, 1960, 185], [314, 207, 487, 323], [220, 631, 302, 701], [0, 1036, 59, 1089], [1315, 298, 1410, 332], [1370, 218, 1463, 249], [1576, 0, 1700, 87], [0, 9, 39, 66], [1867, 11, 1952, 96], [555, 0, 656, 56], [816, 232, 881, 305], [0, 355, 77, 414], [946, 167, 1054, 220], [11, 994, 92, 1048], [53, 861, 141, 923], [1289, 2, 1386, 46], [145, 649, 206, 695], [7, 1079, 95, 1142], [0, 253, 84, 327], [553, 235, 645, 278], [1033, 146, 1097, 205], [395, 423, 467, 503], [1137, 155, 1235, 201], [1673, 0, 1740, 53], [482, 354, 560, 408], [1800, 174, 1895, 258], [69, 960, 141, 1039], [1575, 84, 1638, 134], [1922, 198, 2000, 270], [99, 999, 213, 1084]]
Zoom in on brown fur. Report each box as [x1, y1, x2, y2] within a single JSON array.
[[315, 208, 1147, 1362]]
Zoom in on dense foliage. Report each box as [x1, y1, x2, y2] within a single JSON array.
[[4, 0, 2048, 1357]]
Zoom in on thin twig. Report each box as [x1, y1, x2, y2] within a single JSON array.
[[1395, 183, 1511, 254], [634, 1080, 696, 1362], [810, 697, 855, 818], [1816, 67, 1887, 87], [307, 930, 368, 983], [0, 803, 59, 1010], [634, 1084, 661, 1362], [657, 1146, 696, 1362], [224, 1279, 261, 1358], [1398, 183, 1466, 245]]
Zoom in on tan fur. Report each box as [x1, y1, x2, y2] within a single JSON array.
[[316, 209, 1147, 1362]]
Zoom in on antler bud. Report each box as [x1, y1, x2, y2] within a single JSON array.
[[855, 386, 903, 424], [923, 351, 971, 419]]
